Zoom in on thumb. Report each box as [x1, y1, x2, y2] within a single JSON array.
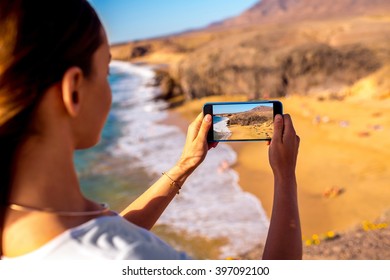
[[196, 114, 212, 142], [272, 114, 284, 143]]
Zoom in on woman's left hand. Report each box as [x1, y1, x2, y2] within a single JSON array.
[[176, 113, 217, 173]]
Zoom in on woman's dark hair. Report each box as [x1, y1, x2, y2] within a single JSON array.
[[0, 0, 103, 256]]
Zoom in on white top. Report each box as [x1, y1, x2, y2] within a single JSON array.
[[3, 215, 190, 260]]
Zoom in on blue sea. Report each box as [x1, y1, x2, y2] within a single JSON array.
[[74, 61, 269, 259], [213, 116, 232, 141]]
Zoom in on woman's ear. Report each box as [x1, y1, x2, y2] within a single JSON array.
[[61, 67, 84, 117]]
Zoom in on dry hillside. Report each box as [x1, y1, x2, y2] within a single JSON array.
[[111, 0, 390, 102], [211, 0, 390, 27]]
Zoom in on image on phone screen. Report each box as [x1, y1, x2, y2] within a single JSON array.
[[204, 101, 282, 142]]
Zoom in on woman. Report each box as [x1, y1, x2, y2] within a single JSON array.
[[0, 0, 301, 259]]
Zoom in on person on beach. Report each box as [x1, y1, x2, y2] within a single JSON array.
[[0, 0, 301, 260]]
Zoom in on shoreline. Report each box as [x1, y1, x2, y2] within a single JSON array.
[[213, 117, 232, 140], [107, 62, 389, 259]]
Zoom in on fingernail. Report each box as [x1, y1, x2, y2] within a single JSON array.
[[275, 114, 282, 122], [205, 114, 212, 123]]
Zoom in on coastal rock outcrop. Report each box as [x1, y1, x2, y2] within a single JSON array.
[[177, 40, 381, 100]]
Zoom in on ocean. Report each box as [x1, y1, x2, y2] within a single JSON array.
[[75, 60, 269, 259], [213, 116, 232, 141]]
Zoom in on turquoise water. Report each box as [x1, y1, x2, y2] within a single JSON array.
[[74, 66, 154, 211], [213, 116, 224, 123]]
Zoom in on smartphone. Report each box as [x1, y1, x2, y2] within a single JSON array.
[[203, 100, 283, 142]]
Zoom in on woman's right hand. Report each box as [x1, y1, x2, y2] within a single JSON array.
[[268, 114, 300, 180], [176, 113, 217, 175]]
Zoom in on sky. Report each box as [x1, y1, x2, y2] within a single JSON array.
[[213, 103, 272, 115], [89, 0, 259, 44]]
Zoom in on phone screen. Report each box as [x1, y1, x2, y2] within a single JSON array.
[[204, 101, 282, 142]]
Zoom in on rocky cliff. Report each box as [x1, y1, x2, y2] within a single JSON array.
[[111, 0, 390, 101], [223, 106, 273, 126], [178, 40, 382, 99]]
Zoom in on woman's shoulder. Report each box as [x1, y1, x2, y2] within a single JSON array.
[[4, 215, 190, 260], [71, 215, 191, 259]]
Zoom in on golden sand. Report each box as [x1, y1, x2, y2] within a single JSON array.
[[169, 95, 390, 238], [228, 123, 272, 140]]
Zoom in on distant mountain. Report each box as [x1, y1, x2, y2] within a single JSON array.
[[227, 106, 273, 126], [249, 106, 273, 113], [217, 106, 272, 117], [210, 0, 390, 28]]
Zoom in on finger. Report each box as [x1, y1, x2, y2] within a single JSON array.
[[272, 114, 284, 143], [187, 112, 204, 141], [283, 114, 296, 137], [196, 114, 212, 143], [266, 140, 271, 146]]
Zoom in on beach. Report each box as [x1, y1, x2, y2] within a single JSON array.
[[170, 94, 390, 258], [86, 61, 390, 259], [84, 62, 273, 259], [228, 123, 272, 141], [107, 0, 390, 258], [212, 105, 273, 141]]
